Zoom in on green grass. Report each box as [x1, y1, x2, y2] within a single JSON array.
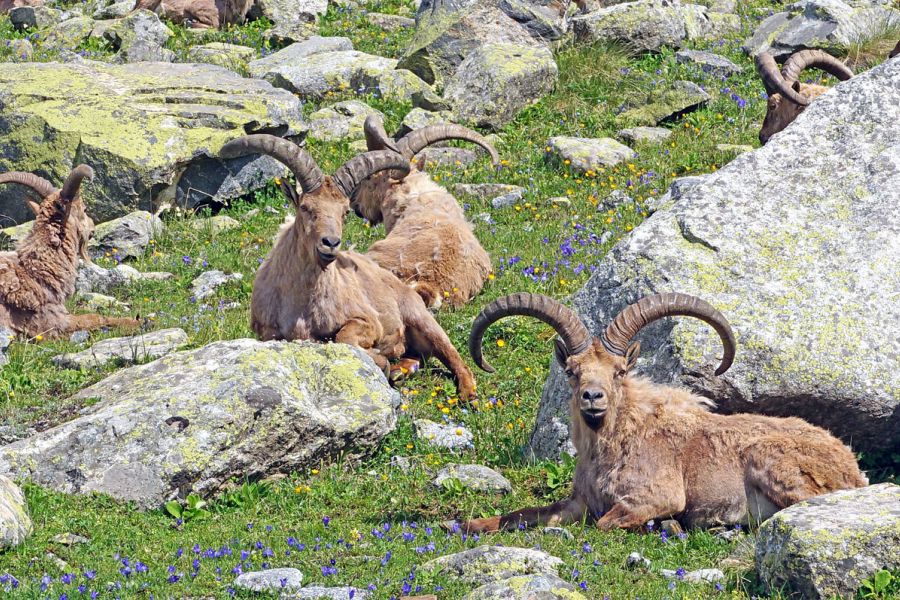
[[0, 0, 895, 597]]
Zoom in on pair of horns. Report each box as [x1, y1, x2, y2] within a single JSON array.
[[0, 165, 94, 213], [219, 135, 411, 199], [755, 50, 853, 105], [363, 116, 500, 167], [470, 292, 736, 376]]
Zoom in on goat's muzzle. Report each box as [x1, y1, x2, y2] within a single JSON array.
[[316, 236, 340, 269], [579, 390, 607, 429]]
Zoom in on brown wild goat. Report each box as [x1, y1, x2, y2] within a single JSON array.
[[755, 50, 854, 144], [219, 135, 477, 400], [131, 0, 252, 29], [457, 293, 866, 532], [349, 116, 498, 309], [0, 167, 141, 338]]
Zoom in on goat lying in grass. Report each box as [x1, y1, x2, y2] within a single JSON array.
[[349, 116, 498, 309], [458, 292, 866, 532], [755, 50, 854, 144], [131, 0, 252, 29], [0, 167, 141, 338], [219, 135, 477, 400]]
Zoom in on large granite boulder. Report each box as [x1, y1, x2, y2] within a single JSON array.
[[756, 484, 900, 599], [0, 474, 31, 549], [0, 61, 305, 224], [529, 57, 900, 460], [0, 340, 399, 508]]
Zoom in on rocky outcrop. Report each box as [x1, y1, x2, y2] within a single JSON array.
[[0, 474, 31, 549], [756, 484, 900, 599], [0, 340, 399, 508], [0, 61, 305, 224], [530, 57, 900, 460]]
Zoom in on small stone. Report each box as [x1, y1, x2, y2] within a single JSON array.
[[92, 0, 133, 19], [413, 419, 473, 450], [308, 100, 383, 142], [617, 126, 672, 144], [234, 567, 303, 592], [52, 328, 189, 369], [398, 107, 455, 137], [491, 189, 525, 209], [366, 12, 414, 31], [191, 214, 241, 234], [433, 464, 512, 494], [263, 21, 318, 46], [626, 551, 651, 569], [599, 189, 634, 211], [714, 526, 744, 541], [45, 551, 69, 571], [661, 568, 725, 583], [40, 16, 95, 50], [5, 38, 33, 61], [389, 456, 413, 473], [190, 270, 243, 300], [675, 49, 743, 79], [661, 518, 683, 537], [51, 532, 89, 545], [140, 271, 174, 281], [69, 330, 90, 345], [90, 211, 165, 260], [548, 196, 570, 205], [256, 0, 327, 27], [76, 262, 141, 294], [547, 136, 637, 173], [421, 546, 563, 586], [243, 208, 260, 219], [264, 206, 280, 215]]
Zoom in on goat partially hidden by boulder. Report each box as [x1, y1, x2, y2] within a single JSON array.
[[350, 116, 498, 309], [755, 50, 854, 144], [0, 167, 141, 338], [131, 0, 252, 29], [219, 135, 477, 400], [458, 293, 866, 532]]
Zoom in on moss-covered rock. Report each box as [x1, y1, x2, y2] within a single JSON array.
[[756, 483, 900, 599], [0, 474, 31, 549], [308, 100, 383, 143], [0, 61, 305, 223], [186, 42, 255, 71], [0, 339, 399, 508], [617, 79, 710, 125]]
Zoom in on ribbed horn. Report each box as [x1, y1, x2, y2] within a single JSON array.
[[60, 165, 94, 202], [398, 124, 500, 167], [332, 151, 411, 198], [0, 172, 58, 199], [754, 51, 810, 105], [219, 135, 323, 194], [469, 293, 592, 373], [601, 293, 736, 376], [363, 115, 401, 153], [780, 49, 853, 87]]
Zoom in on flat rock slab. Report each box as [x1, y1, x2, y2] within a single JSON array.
[[234, 567, 303, 592], [530, 58, 900, 460], [52, 328, 189, 369], [675, 49, 742, 79], [617, 126, 672, 144], [661, 567, 724, 583], [547, 136, 637, 173], [617, 80, 710, 126], [186, 42, 256, 70], [421, 546, 563, 586], [0, 474, 31, 549], [0, 340, 399, 508], [0, 62, 305, 224], [191, 270, 243, 300], [756, 483, 900, 599], [433, 464, 512, 494], [413, 419, 473, 450], [462, 574, 586, 599], [366, 12, 415, 31]]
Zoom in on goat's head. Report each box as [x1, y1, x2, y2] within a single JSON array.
[[0, 165, 95, 262], [219, 135, 410, 270], [468, 293, 735, 430], [755, 50, 853, 144], [349, 116, 500, 223]]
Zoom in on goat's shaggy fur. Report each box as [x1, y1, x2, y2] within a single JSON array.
[[131, 0, 252, 28]]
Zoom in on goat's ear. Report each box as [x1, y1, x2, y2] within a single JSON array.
[[26, 200, 40, 216], [553, 338, 569, 368], [792, 81, 801, 92], [414, 156, 426, 172], [618, 341, 640, 376], [279, 180, 300, 206]]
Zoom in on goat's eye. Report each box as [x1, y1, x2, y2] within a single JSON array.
[[564, 368, 574, 377]]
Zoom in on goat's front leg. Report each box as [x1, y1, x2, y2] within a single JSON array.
[[460, 497, 587, 534], [595, 498, 683, 532], [405, 310, 476, 401], [335, 317, 389, 373]]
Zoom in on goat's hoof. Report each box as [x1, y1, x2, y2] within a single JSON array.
[[389, 358, 420, 382]]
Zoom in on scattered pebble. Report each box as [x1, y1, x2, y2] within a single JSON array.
[[51, 532, 89, 546], [413, 419, 473, 450], [626, 551, 651, 569]]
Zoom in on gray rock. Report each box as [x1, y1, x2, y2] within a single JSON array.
[[617, 126, 673, 143], [75, 292, 129, 311], [756, 484, 900, 599], [102, 10, 175, 63], [539, 526, 574, 540], [444, 42, 558, 131], [744, 0, 900, 60], [389, 455, 413, 472], [433, 464, 512, 493], [76, 262, 141, 294], [52, 328, 189, 369], [626, 551, 652, 569], [547, 136, 637, 172], [185, 43, 255, 70], [0, 474, 31, 549], [190, 270, 243, 300], [234, 567, 303, 592], [262, 21, 318, 46], [661, 567, 725, 583], [491, 189, 525, 209], [675, 49, 742, 78], [422, 546, 563, 586], [90, 211, 164, 260], [0, 61, 306, 224], [366, 12, 415, 31], [256, 0, 327, 26], [413, 419, 473, 450], [69, 331, 90, 344], [92, 0, 133, 19], [0, 340, 399, 508], [51, 532, 89, 545], [618, 79, 710, 125], [462, 574, 586, 599], [529, 58, 900, 460], [599, 189, 635, 210], [190, 214, 241, 234], [417, 147, 480, 168], [285, 587, 369, 600], [5, 38, 34, 62], [454, 183, 525, 201], [9, 5, 61, 29], [39, 16, 95, 50], [398, 107, 455, 137], [308, 100, 383, 142], [0, 326, 12, 368]]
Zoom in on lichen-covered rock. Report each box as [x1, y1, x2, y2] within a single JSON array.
[[308, 100, 383, 142], [366, 11, 415, 31], [617, 126, 672, 143], [547, 136, 637, 172], [433, 464, 512, 493], [398, 107, 455, 136], [90, 211, 164, 260], [0, 340, 399, 508], [756, 484, 900, 599], [462, 574, 586, 600], [285, 586, 370, 599], [262, 21, 318, 46], [529, 58, 900, 460], [256, 0, 327, 26], [39, 16, 95, 50], [9, 4, 60, 29], [52, 328, 189, 369], [617, 80, 710, 125], [0, 61, 305, 223], [0, 475, 31, 548], [418, 147, 480, 168], [413, 419, 473, 450], [744, 0, 900, 60], [102, 10, 175, 63], [234, 567, 303, 592], [4, 38, 34, 62], [0, 220, 33, 249], [444, 43, 558, 130], [186, 42, 256, 70], [0, 326, 12, 368], [76, 262, 141, 294], [190, 270, 243, 300], [675, 49, 742, 78], [92, 0, 133, 19], [454, 183, 525, 201], [190, 214, 241, 234], [661, 567, 725, 583], [421, 546, 564, 586], [75, 291, 130, 311]]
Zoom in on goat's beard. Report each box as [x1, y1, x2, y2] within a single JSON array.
[[315, 249, 337, 270], [580, 409, 605, 430]]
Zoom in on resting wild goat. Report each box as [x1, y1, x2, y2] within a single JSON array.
[[755, 50, 854, 144], [0, 167, 141, 338], [350, 116, 498, 309], [458, 293, 866, 532], [219, 135, 477, 400], [131, 0, 252, 29]]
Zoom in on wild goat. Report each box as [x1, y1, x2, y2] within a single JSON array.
[[458, 292, 866, 532], [755, 50, 854, 144], [219, 135, 477, 400], [0, 167, 141, 338], [349, 116, 498, 309], [131, 0, 252, 29]]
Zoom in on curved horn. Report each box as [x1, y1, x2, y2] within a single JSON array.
[[332, 151, 411, 198], [754, 51, 810, 105], [469, 293, 592, 373], [398, 124, 500, 167], [0, 172, 58, 199], [220, 135, 323, 194], [601, 293, 736, 376], [363, 115, 401, 153], [781, 49, 853, 86], [59, 165, 94, 202]]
